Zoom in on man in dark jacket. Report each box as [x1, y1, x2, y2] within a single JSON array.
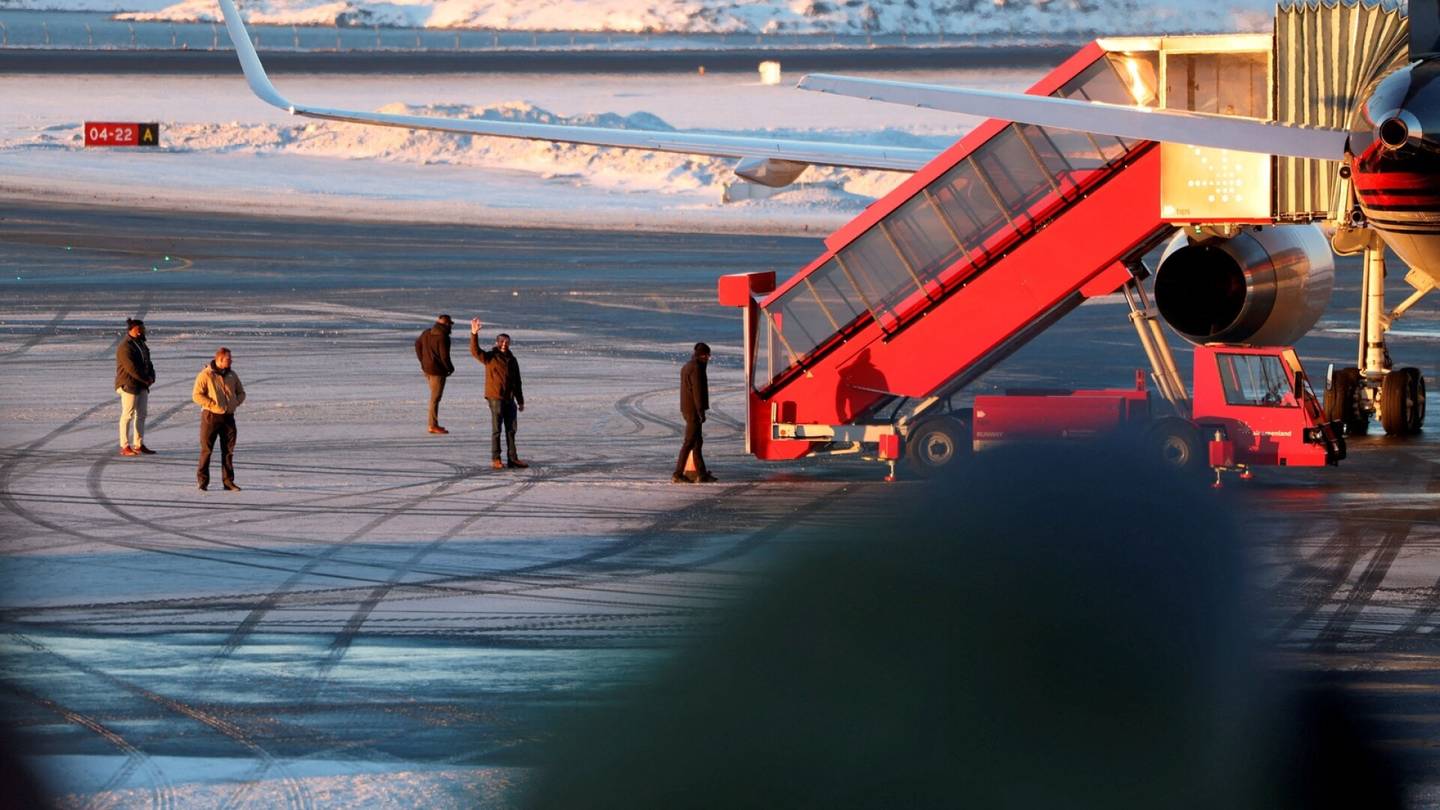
[[114, 318, 156, 457], [469, 318, 527, 469], [415, 314, 455, 434], [674, 342, 717, 483]]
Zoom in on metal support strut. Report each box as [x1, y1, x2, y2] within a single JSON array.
[[1360, 236, 1389, 382], [1121, 270, 1191, 418]]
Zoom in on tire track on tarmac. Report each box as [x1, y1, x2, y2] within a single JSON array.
[[614, 385, 744, 441], [425, 481, 846, 620], [1268, 524, 1367, 644], [302, 463, 608, 694], [207, 462, 594, 800], [6, 467, 509, 529], [82, 400, 375, 561], [1372, 569, 1440, 654], [1313, 527, 1410, 652], [202, 462, 491, 673], [0, 302, 73, 360], [186, 479, 780, 653], [0, 680, 176, 810], [1371, 463, 1440, 651], [612, 386, 674, 436], [25, 376, 472, 573], [414, 482, 849, 641], [266, 459, 624, 689], [9, 633, 314, 810], [1, 374, 191, 502], [0, 394, 416, 586], [4, 466, 806, 629], [83, 440, 491, 578]]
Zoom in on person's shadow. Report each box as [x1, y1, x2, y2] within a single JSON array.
[[834, 348, 888, 421]]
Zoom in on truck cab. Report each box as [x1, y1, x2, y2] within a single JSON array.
[[1191, 345, 1345, 468]]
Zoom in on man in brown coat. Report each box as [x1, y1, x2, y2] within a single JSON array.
[[115, 318, 156, 456], [673, 342, 717, 483], [192, 347, 247, 491], [415, 314, 455, 434], [469, 318, 527, 469]]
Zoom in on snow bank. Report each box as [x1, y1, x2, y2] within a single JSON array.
[[0, 101, 921, 233], [12, 101, 915, 202], [92, 0, 1278, 36]]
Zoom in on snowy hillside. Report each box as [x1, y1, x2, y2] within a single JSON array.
[[6, 0, 1279, 36]]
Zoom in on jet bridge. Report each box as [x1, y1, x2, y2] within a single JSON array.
[[720, 41, 1177, 463]]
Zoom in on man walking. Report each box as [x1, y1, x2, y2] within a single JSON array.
[[469, 318, 527, 470], [115, 318, 156, 457], [192, 347, 247, 491], [673, 342, 717, 483], [415, 314, 455, 434]]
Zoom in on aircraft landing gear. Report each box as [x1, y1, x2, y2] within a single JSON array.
[[1380, 367, 1427, 435], [1341, 236, 1430, 436], [1324, 367, 1369, 436]]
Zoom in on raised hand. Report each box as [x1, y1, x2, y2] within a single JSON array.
[[470, 317, 482, 335]]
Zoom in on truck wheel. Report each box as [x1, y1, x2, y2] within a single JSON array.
[[1147, 419, 1204, 474], [906, 416, 969, 477], [1324, 367, 1368, 436], [1379, 367, 1426, 435]]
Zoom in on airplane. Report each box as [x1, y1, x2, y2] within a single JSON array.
[[217, 0, 1432, 440]]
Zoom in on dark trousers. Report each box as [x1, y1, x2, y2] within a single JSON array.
[[426, 374, 447, 428], [488, 398, 518, 461], [198, 411, 238, 487], [675, 417, 706, 476]]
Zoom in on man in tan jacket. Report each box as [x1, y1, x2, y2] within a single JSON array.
[[192, 347, 247, 491]]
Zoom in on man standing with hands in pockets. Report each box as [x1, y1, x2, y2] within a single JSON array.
[[193, 347, 247, 491], [469, 318, 527, 470], [415, 314, 455, 435], [115, 318, 156, 457]]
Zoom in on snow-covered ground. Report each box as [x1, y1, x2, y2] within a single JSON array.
[[6, 0, 1278, 37], [0, 68, 1034, 233]]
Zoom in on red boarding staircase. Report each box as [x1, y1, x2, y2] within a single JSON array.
[[720, 41, 1175, 461]]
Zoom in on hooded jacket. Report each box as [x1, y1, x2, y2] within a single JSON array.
[[680, 354, 709, 422], [115, 335, 155, 394], [192, 361, 246, 415], [415, 323, 455, 377], [469, 333, 524, 405]]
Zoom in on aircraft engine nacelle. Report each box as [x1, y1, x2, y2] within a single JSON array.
[[733, 157, 810, 188], [1153, 224, 1335, 347]]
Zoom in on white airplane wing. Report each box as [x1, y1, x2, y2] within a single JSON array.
[[797, 73, 1352, 162], [216, 0, 936, 174]]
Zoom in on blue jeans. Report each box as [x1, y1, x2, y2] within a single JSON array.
[[488, 398, 517, 461]]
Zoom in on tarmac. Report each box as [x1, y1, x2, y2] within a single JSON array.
[[0, 201, 1436, 806]]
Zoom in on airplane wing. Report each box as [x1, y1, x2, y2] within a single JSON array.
[[216, 0, 936, 174], [797, 73, 1352, 162]]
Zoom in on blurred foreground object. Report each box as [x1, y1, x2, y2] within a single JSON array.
[[525, 441, 1405, 809]]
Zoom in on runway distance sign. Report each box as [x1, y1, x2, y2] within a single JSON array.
[[84, 122, 160, 148]]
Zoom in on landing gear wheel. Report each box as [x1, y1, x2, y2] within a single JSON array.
[[1379, 367, 1426, 435], [1146, 418, 1205, 475], [1324, 366, 1369, 437], [905, 416, 969, 478]]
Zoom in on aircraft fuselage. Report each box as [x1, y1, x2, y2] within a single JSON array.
[[1352, 59, 1440, 287]]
